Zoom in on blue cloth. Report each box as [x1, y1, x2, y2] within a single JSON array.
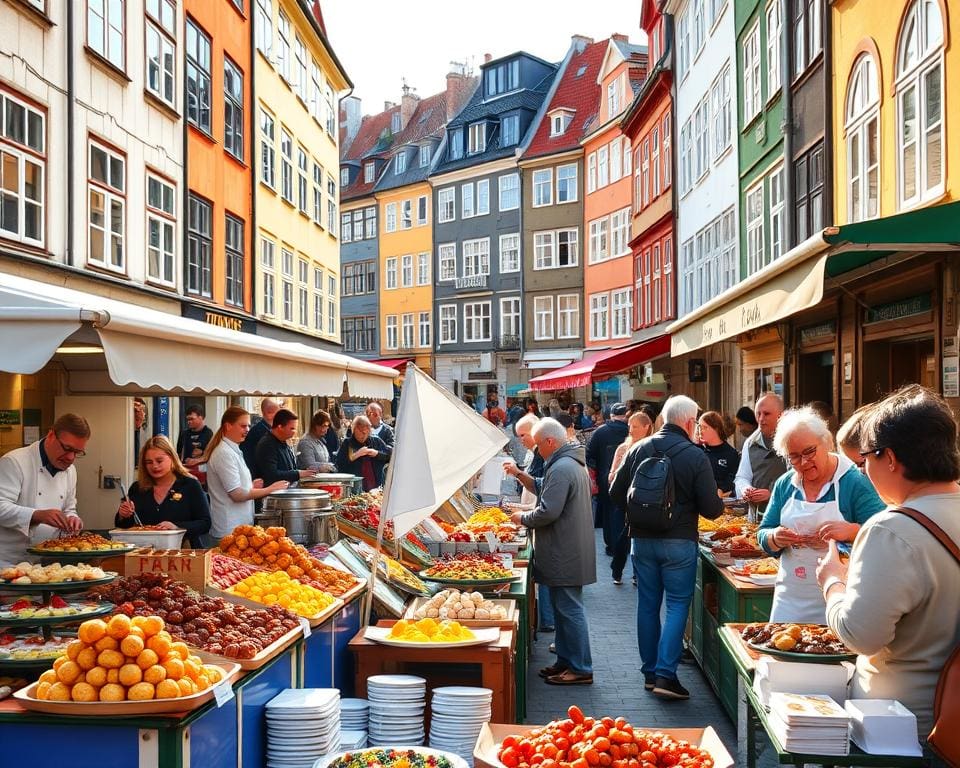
[[632, 538, 699, 680], [537, 583, 555, 628], [757, 459, 886, 556], [549, 585, 592, 674]]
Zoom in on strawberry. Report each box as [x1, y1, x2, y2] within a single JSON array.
[[49, 595, 69, 609], [9, 599, 33, 611]]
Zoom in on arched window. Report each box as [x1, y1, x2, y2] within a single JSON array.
[[896, 0, 944, 208], [846, 55, 880, 222]]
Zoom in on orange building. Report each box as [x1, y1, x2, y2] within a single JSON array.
[[183, 1, 253, 316], [581, 37, 648, 350]]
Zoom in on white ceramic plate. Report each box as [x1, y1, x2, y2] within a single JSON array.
[[749, 573, 778, 585], [314, 747, 470, 768], [364, 626, 500, 649], [367, 675, 427, 686], [432, 686, 492, 698]]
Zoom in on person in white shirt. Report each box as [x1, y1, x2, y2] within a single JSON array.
[[734, 393, 788, 516], [0, 413, 89, 567], [203, 406, 289, 545]]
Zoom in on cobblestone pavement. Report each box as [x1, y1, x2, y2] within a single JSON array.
[[525, 531, 777, 766]]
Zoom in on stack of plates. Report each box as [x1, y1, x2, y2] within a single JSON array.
[[340, 730, 368, 751], [366, 674, 426, 746], [266, 688, 341, 768], [340, 698, 369, 731], [429, 687, 493, 763]]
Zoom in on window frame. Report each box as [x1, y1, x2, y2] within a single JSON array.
[[437, 187, 455, 223], [533, 295, 554, 341], [185, 17, 212, 135], [385, 256, 398, 290], [438, 243, 457, 281], [145, 0, 176, 109], [87, 0, 126, 71], [145, 172, 175, 287], [439, 304, 458, 344], [499, 233, 520, 273], [532, 168, 553, 207], [224, 213, 244, 308], [186, 192, 212, 298], [498, 173, 519, 211], [557, 294, 580, 339], [463, 301, 492, 343], [845, 55, 880, 223], [87, 138, 126, 273], [742, 21, 761, 123], [0, 90, 46, 249], [223, 57, 244, 161], [556, 163, 578, 204]]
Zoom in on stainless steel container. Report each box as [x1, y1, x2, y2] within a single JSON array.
[[299, 473, 363, 499], [254, 511, 282, 529], [310, 510, 341, 546], [262, 488, 332, 545]]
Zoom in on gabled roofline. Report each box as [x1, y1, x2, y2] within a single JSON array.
[[517, 39, 579, 157], [596, 39, 628, 86], [296, 0, 352, 90]]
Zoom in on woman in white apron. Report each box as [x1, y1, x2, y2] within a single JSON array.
[[756, 407, 886, 624]]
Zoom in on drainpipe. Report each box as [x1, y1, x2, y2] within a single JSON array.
[[822, 2, 834, 228], [517, 164, 525, 390], [780, 0, 794, 406], [250, 12, 258, 319], [66, 0, 75, 267]]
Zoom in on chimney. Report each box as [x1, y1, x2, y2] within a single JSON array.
[[611, 33, 629, 42], [570, 35, 593, 53], [445, 68, 473, 121], [400, 80, 419, 130], [484, 53, 493, 63], [339, 95, 362, 151]]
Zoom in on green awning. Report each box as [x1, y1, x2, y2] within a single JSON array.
[[824, 200, 960, 277]]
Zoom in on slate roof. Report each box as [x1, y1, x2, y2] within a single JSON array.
[[340, 105, 400, 202], [612, 39, 646, 60], [522, 39, 609, 161]]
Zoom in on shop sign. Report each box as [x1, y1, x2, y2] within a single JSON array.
[[181, 303, 256, 334], [865, 294, 931, 324], [799, 321, 836, 345], [0, 410, 20, 425], [469, 371, 498, 381], [451, 356, 481, 364]]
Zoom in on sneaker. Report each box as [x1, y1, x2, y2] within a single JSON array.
[[538, 625, 555, 633], [613, 576, 623, 585], [549, 642, 556, 654], [644, 674, 656, 691], [652, 677, 689, 700], [632, 576, 637, 586]]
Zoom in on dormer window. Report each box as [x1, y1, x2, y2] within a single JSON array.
[[363, 162, 375, 183], [340, 167, 349, 186], [394, 152, 407, 174], [468, 122, 486, 154], [607, 75, 624, 117], [501, 115, 519, 146], [391, 112, 401, 133], [484, 59, 520, 98], [449, 130, 463, 160], [550, 109, 574, 136], [419, 144, 431, 167]]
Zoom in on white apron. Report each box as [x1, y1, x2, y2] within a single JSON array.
[[769, 475, 844, 624]]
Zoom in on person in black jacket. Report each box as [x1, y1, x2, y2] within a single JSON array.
[[697, 410, 740, 495], [241, 398, 279, 473], [610, 395, 723, 701], [585, 403, 629, 553], [116, 435, 210, 548], [336, 415, 391, 490], [254, 409, 314, 486]]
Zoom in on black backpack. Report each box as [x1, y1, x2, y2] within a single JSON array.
[[625, 440, 690, 532]]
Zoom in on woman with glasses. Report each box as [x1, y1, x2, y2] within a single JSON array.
[[757, 406, 884, 623]]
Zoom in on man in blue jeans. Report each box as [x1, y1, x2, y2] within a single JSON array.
[[610, 395, 723, 699]]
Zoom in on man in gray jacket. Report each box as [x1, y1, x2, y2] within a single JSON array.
[[510, 418, 596, 685]]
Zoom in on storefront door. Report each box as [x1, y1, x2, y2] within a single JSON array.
[[861, 336, 936, 402], [798, 351, 835, 410]]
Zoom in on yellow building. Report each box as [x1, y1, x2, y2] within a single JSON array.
[[253, 0, 350, 347], [832, 0, 957, 224]]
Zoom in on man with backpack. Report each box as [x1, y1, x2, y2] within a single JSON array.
[[610, 395, 723, 700]]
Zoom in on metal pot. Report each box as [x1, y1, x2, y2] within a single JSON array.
[[299, 473, 363, 499], [254, 511, 282, 529], [310, 510, 341, 546], [262, 488, 332, 545]]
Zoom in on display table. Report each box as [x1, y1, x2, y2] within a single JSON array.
[[718, 625, 927, 768], [478, 564, 529, 721], [690, 549, 773, 720], [349, 620, 516, 723], [297, 586, 363, 691]]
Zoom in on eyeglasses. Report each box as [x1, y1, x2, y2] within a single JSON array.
[[56, 436, 86, 458], [787, 445, 818, 465], [859, 446, 886, 459]]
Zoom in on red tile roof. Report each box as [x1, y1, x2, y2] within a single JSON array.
[[340, 105, 399, 201], [522, 39, 609, 160], [393, 90, 450, 146]]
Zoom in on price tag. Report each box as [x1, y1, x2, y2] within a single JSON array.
[[300, 617, 312, 638], [499, 553, 513, 570], [483, 531, 500, 553], [213, 678, 234, 707]]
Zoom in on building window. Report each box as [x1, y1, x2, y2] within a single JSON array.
[[401, 254, 413, 287], [438, 243, 456, 280], [279, 130, 293, 202], [846, 56, 879, 223], [556, 163, 577, 203], [327, 298, 335, 335], [597, 145, 609, 187], [145, 0, 176, 108], [534, 296, 554, 340], [310, 60, 322, 124], [276, 10, 290, 81], [662, 114, 671, 187], [419, 144, 431, 167], [260, 238, 275, 315], [385, 257, 397, 289], [297, 147, 308, 215], [557, 295, 579, 339], [224, 58, 244, 160], [401, 199, 412, 229], [587, 153, 597, 193], [501, 115, 519, 146], [694, 97, 709, 180], [498, 173, 519, 211], [255, 0, 271, 56], [611, 208, 630, 256], [385, 202, 397, 232], [186, 194, 212, 297], [468, 123, 486, 154], [145, 174, 174, 285], [500, 297, 520, 341], [679, 119, 692, 196], [533, 168, 552, 207], [340, 167, 348, 186], [324, 84, 335, 135], [607, 75, 622, 117], [589, 293, 609, 341], [484, 59, 519, 98], [477, 179, 489, 215], [224, 214, 244, 307], [766, 0, 781, 97], [795, 143, 824, 242], [557, 229, 579, 267], [745, 181, 764, 274], [88, 0, 125, 70], [550, 111, 571, 136], [462, 183, 474, 218], [711, 62, 732, 159], [462, 238, 490, 277], [588, 217, 609, 263], [88, 140, 125, 272], [260, 109, 275, 188], [326, 176, 336, 231], [499, 233, 520, 273], [743, 21, 761, 122], [793, 0, 823, 79], [185, 19, 211, 134], [313, 163, 324, 225], [439, 304, 457, 344], [400, 314, 414, 349], [896, 0, 944, 209], [622, 136, 632, 177], [611, 138, 622, 183], [448, 130, 463, 160], [365, 206, 377, 237], [769, 165, 785, 260], [651, 128, 661, 198], [0, 91, 45, 248], [394, 152, 407, 175], [363, 162, 375, 183], [294, 35, 307, 102], [464, 302, 491, 342], [418, 311, 431, 347], [438, 187, 455, 222], [340, 212, 351, 242], [417, 195, 428, 226], [533, 232, 554, 271], [611, 287, 632, 338], [386, 315, 398, 350], [352, 209, 363, 241], [417, 252, 430, 285]]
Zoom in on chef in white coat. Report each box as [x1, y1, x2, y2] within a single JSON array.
[[0, 413, 90, 566], [756, 407, 884, 624]]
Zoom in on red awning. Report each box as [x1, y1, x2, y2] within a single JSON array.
[[367, 358, 414, 371], [528, 335, 670, 391]]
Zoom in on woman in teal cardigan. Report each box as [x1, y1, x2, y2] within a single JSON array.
[[757, 407, 885, 624]]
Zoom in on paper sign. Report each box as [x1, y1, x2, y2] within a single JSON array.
[[213, 678, 234, 707], [300, 617, 312, 638], [499, 553, 513, 570], [483, 531, 499, 553]]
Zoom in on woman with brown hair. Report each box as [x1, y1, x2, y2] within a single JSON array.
[[296, 410, 337, 472], [697, 411, 740, 496], [115, 435, 210, 548]]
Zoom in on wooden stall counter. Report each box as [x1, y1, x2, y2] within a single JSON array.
[[349, 620, 516, 723]]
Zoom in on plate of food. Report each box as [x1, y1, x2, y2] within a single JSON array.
[[0, 562, 117, 592], [0, 633, 74, 666], [316, 747, 468, 768], [364, 619, 500, 649], [741, 622, 856, 662], [419, 553, 520, 586], [728, 557, 779, 578], [28, 533, 135, 559], [0, 597, 114, 627]]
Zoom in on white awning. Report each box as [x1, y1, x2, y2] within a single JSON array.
[[0, 272, 395, 398]]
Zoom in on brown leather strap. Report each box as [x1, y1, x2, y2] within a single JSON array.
[[893, 506, 960, 565]]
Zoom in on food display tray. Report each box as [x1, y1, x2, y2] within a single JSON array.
[[13, 660, 241, 715], [363, 625, 500, 649], [26, 546, 136, 561], [403, 597, 517, 626], [0, 573, 118, 594], [0, 601, 114, 628], [746, 640, 857, 663], [188, 623, 304, 670], [417, 568, 523, 587], [206, 585, 345, 628]]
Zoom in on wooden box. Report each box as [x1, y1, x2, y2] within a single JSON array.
[[122, 548, 211, 590]]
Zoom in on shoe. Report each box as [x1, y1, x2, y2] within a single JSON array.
[[549, 642, 556, 654], [538, 625, 555, 633], [613, 577, 623, 585], [545, 670, 593, 686], [644, 674, 656, 691], [632, 576, 637, 586], [652, 677, 689, 700], [539, 663, 567, 679], [680, 648, 696, 664]]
